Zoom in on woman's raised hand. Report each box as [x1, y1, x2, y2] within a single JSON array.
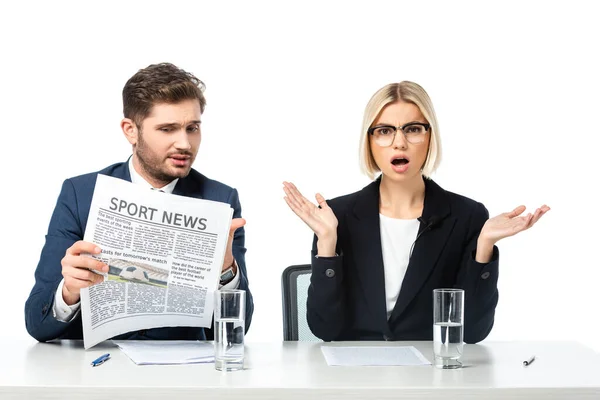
[[283, 181, 338, 240]]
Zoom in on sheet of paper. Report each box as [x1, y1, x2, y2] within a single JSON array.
[[321, 346, 431, 366], [113, 340, 214, 365]]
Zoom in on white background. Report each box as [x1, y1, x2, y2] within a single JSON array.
[[1, 1, 598, 351]]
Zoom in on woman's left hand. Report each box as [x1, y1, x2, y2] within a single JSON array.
[[480, 204, 551, 245]]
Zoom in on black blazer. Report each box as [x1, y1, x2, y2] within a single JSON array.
[[308, 177, 499, 343]]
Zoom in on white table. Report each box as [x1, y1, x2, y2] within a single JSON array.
[[1, 339, 599, 399]]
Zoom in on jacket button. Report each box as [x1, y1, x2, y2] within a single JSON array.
[[481, 271, 491, 280], [325, 269, 335, 278], [41, 304, 48, 314]]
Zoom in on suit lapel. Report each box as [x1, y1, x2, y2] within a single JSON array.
[[346, 179, 390, 334], [388, 179, 454, 323], [111, 158, 132, 182], [172, 170, 204, 198]]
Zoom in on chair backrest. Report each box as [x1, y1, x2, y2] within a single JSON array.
[[281, 264, 320, 341]]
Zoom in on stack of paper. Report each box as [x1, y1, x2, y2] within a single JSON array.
[[321, 346, 431, 366], [113, 340, 214, 365]]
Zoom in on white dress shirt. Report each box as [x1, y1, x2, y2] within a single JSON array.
[[53, 157, 240, 322], [379, 214, 420, 320]]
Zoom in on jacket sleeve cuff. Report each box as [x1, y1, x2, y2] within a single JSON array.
[[53, 279, 81, 323], [311, 250, 343, 281], [219, 259, 241, 289]]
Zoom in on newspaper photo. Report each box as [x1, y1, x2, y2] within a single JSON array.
[[79, 174, 234, 349]]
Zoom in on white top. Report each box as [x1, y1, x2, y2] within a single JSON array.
[[2, 339, 599, 399], [379, 214, 420, 320], [53, 157, 238, 322]]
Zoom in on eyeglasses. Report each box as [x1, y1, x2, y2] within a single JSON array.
[[368, 122, 430, 146]]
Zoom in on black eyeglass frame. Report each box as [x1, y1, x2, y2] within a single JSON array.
[[367, 122, 431, 137]]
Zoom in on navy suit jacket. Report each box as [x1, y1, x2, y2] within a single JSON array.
[[25, 161, 253, 342], [308, 177, 499, 343]]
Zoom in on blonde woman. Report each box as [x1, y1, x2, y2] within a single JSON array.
[[283, 82, 549, 343]]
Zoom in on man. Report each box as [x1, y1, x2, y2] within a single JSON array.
[[25, 63, 253, 342]]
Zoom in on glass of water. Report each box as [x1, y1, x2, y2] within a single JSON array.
[[214, 289, 246, 371], [433, 288, 464, 369]]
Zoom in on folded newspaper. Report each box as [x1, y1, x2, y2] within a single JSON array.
[[80, 174, 233, 349]]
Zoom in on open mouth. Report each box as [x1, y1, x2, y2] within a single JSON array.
[[170, 154, 190, 160], [169, 155, 191, 167], [391, 158, 409, 166]]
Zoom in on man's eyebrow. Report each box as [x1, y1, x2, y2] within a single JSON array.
[[154, 120, 201, 128], [155, 122, 179, 128]]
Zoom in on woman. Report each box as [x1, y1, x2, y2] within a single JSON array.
[[283, 81, 549, 343]]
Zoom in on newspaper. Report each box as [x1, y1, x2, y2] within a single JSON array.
[[79, 174, 233, 349]]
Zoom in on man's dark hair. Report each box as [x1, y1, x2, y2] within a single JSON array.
[[123, 63, 206, 126]]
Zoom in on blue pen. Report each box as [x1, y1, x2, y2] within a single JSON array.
[[91, 353, 111, 367]]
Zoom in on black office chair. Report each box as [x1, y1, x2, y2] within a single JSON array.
[[281, 264, 320, 341]]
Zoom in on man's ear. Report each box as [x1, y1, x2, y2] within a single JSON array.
[[121, 118, 138, 145]]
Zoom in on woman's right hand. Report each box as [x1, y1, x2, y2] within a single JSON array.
[[283, 181, 338, 255]]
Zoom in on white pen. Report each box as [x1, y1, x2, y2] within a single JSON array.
[[523, 355, 536, 366]]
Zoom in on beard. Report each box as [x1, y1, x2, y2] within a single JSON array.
[[135, 131, 195, 186]]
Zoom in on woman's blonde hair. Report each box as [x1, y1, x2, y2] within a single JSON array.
[[359, 81, 442, 179]]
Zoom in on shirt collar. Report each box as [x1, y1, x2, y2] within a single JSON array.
[[128, 156, 179, 194]]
